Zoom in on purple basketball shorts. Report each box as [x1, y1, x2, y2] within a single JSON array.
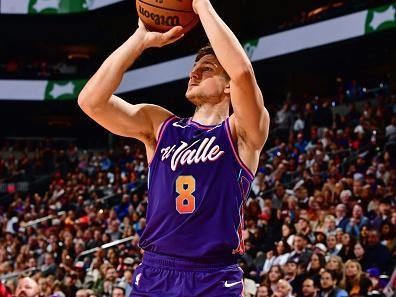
[[129, 251, 244, 297]]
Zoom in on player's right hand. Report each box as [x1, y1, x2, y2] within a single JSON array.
[[138, 19, 184, 48]]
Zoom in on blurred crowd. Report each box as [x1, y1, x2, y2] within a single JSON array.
[[0, 93, 395, 297], [278, 0, 392, 31]]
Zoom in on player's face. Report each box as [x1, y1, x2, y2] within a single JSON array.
[[186, 54, 229, 105]]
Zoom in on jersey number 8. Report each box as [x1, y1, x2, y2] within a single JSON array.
[[176, 176, 196, 214]]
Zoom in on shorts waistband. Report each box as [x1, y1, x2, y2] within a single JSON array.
[[142, 251, 238, 272]]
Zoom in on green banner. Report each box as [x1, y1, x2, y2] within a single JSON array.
[[44, 79, 87, 100], [365, 3, 396, 33], [28, 0, 88, 14], [0, 0, 125, 14], [243, 39, 260, 59]]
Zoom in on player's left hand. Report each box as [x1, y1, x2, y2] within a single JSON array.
[[138, 19, 184, 48]]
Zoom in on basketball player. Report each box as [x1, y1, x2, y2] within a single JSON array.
[[78, 0, 269, 295]]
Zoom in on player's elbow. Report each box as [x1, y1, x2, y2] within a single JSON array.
[[231, 64, 255, 83], [77, 90, 100, 115], [77, 90, 90, 111]]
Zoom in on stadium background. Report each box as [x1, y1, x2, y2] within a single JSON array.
[[0, 0, 395, 297]]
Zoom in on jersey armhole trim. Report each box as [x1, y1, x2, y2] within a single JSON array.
[[148, 115, 177, 167], [224, 118, 255, 180]]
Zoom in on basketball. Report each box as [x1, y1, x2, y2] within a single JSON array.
[[136, 0, 199, 34]]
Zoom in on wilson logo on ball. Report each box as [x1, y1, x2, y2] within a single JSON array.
[[138, 5, 180, 27], [136, 0, 199, 34]]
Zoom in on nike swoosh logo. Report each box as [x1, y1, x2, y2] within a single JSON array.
[[224, 280, 242, 288], [172, 122, 189, 128]]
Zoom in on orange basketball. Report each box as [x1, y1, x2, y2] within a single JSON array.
[[136, 0, 199, 34]]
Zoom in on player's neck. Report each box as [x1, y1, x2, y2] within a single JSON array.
[[192, 101, 229, 126]]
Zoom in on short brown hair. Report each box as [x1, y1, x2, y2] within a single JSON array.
[[195, 44, 216, 62], [195, 44, 230, 80]]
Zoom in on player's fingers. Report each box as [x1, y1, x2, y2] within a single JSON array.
[[164, 33, 185, 45], [163, 26, 183, 40]]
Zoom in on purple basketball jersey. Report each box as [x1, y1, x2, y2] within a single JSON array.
[[139, 116, 254, 264]]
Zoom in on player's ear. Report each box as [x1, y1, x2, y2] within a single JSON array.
[[224, 83, 230, 95]]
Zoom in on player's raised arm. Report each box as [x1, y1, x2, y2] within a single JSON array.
[[192, 0, 269, 150], [78, 20, 184, 144]]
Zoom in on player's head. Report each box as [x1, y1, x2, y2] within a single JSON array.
[[186, 44, 231, 107]]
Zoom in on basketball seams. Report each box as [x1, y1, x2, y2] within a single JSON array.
[[138, 0, 195, 13]]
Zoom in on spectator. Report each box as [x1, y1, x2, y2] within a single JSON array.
[[300, 277, 319, 297], [364, 229, 393, 274], [385, 115, 396, 140], [272, 279, 293, 297], [340, 260, 372, 297], [256, 284, 270, 297], [353, 242, 369, 271], [371, 197, 392, 231], [345, 204, 369, 238], [75, 289, 89, 297], [318, 270, 348, 297], [289, 233, 313, 267], [338, 233, 355, 262], [334, 204, 348, 231], [41, 253, 57, 277], [103, 266, 118, 297], [262, 240, 291, 275], [325, 256, 344, 284], [325, 235, 340, 258], [0, 282, 12, 297], [283, 259, 300, 293], [306, 252, 326, 280], [111, 285, 125, 297], [14, 277, 39, 297], [379, 221, 396, 254], [263, 265, 284, 293]]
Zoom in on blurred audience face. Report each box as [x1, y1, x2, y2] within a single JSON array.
[[320, 271, 335, 291], [353, 243, 364, 258], [293, 235, 306, 251], [310, 254, 321, 270], [285, 262, 297, 276], [257, 285, 269, 297], [112, 288, 124, 297], [326, 256, 342, 271], [367, 230, 380, 246], [105, 267, 117, 282], [27, 257, 37, 268], [302, 278, 316, 297], [276, 279, 292, 297], [352, 204, 363, 219], [123, 270, 133, 283], [326, 235, 337, 249], [344, 261, 360, 278], [38, 278, 47, 294], [276, 241, 286, 255], [76, 289, 89, 297], [269, 266, 282, 283], [282, 224, 292, 238], [341, 233, 351, 246], [15, 277, 39, 297]]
